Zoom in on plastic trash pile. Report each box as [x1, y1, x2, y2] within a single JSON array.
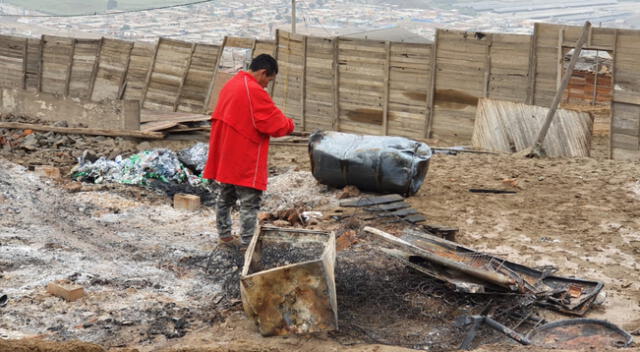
[[72, 144, 209, 187]]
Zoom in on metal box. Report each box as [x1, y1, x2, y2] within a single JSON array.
[[240, 226, 337, 336]]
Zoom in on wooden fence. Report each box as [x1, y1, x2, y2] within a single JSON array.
[[1, 22, 640, 160]]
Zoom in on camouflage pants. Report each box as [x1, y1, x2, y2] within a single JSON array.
[[216, 183, 263, 242]]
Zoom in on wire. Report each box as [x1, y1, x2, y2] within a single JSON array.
[[0, 0, 215, 17]]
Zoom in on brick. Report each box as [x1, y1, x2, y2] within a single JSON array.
[[46, 281, 85, 302], [34, 166, 61, 179], [173, 193, 201, 211]]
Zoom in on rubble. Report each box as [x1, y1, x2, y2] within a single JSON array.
[[0, 114, 138, 170], [1, 119, 638, 352], [176, 142, 209, 173], [365, 226, 605, 315]]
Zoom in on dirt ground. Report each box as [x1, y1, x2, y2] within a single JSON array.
[[1, 107, 640, 351]]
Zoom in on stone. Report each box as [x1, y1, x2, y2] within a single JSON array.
[[21, 134, 39, 151]]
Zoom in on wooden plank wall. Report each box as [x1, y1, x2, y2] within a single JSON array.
[[177, 43, 221, 113], [489, 33, 531, 103], [91, 38, 132, 101], [142, 38, 194, 111], [0, 35, 26, 88], [304, 35, 335, 131], [24, 38, 41, 90], [68, 39, 100, 99], [272, 31, 304, 128], [0, 33, 225, 116], [533, 23, 637, 159], [123, 41, 154, 101], [431, 29, 488, 140], [388, 42, 431, 139], [41, 35, 74, 95], [611, 29, 640, 160], [337, 37, 387, 135], [2, 26, 640, 160], [253, 40, 275, 58], [532, 24, 616, 106]]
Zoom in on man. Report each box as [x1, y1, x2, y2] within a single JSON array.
[[203, 54, 295, 246]]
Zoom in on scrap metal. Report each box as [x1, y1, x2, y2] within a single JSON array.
[[364, 226, 604, 315]]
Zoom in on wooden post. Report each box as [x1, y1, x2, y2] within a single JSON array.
[[38, 34, 45, 92], [269, 30, 280, 97], [556, 28, 564, 92], [425, 29, 439, 138], [87, 37, 104, 101], [382, 40, 391, 136], [117, 41, 134, 100], [526, 23, 539, 105], [141, 37, 162, 110], [22, 38, 28, 90], [483, 34, 493, 98], [174, 42, 197, 112], [250, 38, 257, 59], [64, 38, 77, 97], [609, 29, 618, 159], [331, 37, 340, 131], [301, 35, 308, 131], [592, 50, 599, 105], [203, 36, 227, 113], [529, 21, 591, 157]]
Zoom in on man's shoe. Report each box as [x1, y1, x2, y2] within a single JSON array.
[[218, 236, 241, 248]]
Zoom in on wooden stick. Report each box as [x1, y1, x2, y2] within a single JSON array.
[[250, 38, 257, 59], [528, 21, 591, 157], [526, 23, 539, 105], [425, 29, 439, 138], [22, 38, 28, 90], [592, 50, 599, 105], [483, 34, 493, 98], [0, 122, 165, 139], [117, 41, 134, 100], [382, 40, 391, 136], [38, 34, 45, 92], [174, 42, 197, 112], [203, 36, 227, 113], [609, 29, 618, 160], [556, 28, 564, 91], [332, 37, 340, 131], [269, 30, 279, 97], [301, 35, 308, 131], [64, 38, 76, 97], [141, 37, 161, 109], [87, 37, 104, 100]]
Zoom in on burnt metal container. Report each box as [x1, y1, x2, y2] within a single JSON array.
[[308, 131, 432, 196], [240, 226, 337, 336]]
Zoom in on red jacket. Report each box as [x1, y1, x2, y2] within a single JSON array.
[[203, 71, 295, 191]]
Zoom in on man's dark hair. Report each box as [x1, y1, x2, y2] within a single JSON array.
[[249, 54, 278, 76]]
